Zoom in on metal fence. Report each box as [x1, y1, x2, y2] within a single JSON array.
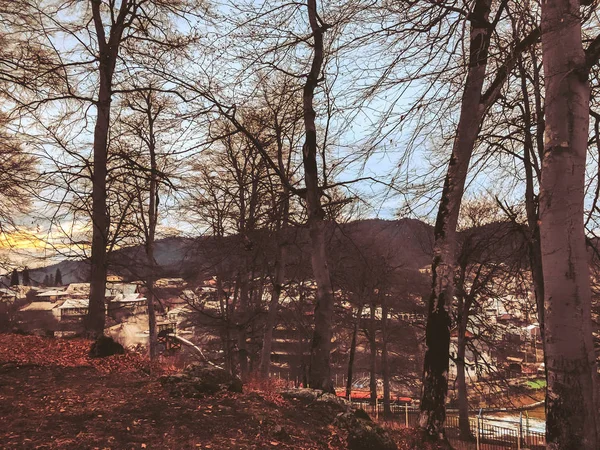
[[357, 403, 546, 450]]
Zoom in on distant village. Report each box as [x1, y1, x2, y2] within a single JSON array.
[[0, 263, 548, 405]]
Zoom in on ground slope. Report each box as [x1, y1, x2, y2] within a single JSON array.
[[0, 334, 441, 450]]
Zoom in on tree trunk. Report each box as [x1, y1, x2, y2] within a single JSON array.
[[146, 258, 157, 361], [518, 53, 546, 338], [539, 1, 600, 448], [303, 0, 334, 393], [346, 303, 363, 399], [216, 268, 233, 375], [259, 194, 289, 378], [369, 302, 377, 403], [382, 297, 391, 418], [456, 296, 472, 439], [86, 0, 130, 338], [418, 0, 492, 439], [237, 269, 250, 381], [259, 240, 286, 378], [145, 105, 159, 362], [87, 81, 110, 338]]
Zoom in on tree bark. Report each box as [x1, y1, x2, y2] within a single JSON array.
[[145, 97, 159, 362], [86, 0, 131, 338], [346, 303, 363, 399], [87, 58, 111, 339], [539, 1, 600, 448], [456, 295, 472, 439], [418, 0, 492, 439], [303, 0, 335, 393], [517, 52, 546, 338], [146, 252, 157, 361]]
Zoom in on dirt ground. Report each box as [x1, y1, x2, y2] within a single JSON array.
[[0, 334, 441, 450]]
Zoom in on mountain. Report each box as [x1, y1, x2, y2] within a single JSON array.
[[2, 218, 530, 287]]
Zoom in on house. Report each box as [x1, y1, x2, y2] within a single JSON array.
[[107, 274, 124, 282], [65, 283, 91, 298], [106, 282, 139, 298], [62, 282, 140, 300], [58, 299, 89, 320], [2, 285, 33, 303], [109, 293, 147, 320], [0, 287, 17, 304], [166, 305, 192, 323], [35, 288, 69, 303], [505, 356, 524, 377], [17, 301, 61, 330], [155, 278, 187, 288]]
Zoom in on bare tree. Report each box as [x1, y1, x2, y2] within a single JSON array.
[[0, 116, 36, 233], [539, 0, 600, 447], [117, 87, 182, 360], [417, 1, 540, 439]]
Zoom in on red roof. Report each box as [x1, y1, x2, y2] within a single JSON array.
[[335, 389, 412, 403]]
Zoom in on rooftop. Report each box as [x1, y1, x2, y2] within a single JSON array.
[[36, 289, 69, 297], [58, 299, 89, 309], [20, 302, 58, 312]]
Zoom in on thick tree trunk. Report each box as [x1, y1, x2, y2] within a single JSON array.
[[418, 0, 492, 439], [539, 1, 600, 448], [87, 85, 110, 338], [303, 0, 335, 393], [346, 303, 363, 399], [86, 0, 130, 338], [369, 302, 377, 403]]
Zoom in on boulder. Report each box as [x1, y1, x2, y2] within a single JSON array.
[[335, 409, 397, 450], [280, 388, 322, 402], [279, 388, 396, 450], [89, 336, 125, 358], [316, 392, 351, 408], [271, 424, 290, 441], [160, 363, 242, 398]]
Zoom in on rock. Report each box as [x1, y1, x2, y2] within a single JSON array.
[[278, 387, 396, 449], [280, 388, 322, 402], [228, 376, 243, 393], [353, 408, 371, 421], [11, 328, 30, 336], [89, 336, 125, 358], [272, 424, 290, 441], [335, 409, 397, 450], [160, 363, 243, 398], [316, 392, 351, 409]]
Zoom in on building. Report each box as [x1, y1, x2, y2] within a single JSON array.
[[35, 288, 70, 303], [58, 299, 89, 321]]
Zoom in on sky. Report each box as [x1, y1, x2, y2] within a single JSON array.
[[0, 0, 502, 270]]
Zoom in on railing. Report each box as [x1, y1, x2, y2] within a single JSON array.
[[358, 403, 546, 449]]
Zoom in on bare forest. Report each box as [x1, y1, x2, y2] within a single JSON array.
[[0, 1, 599, 449]]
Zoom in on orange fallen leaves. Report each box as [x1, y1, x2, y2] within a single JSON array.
[[0, 333, 152, 374]]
